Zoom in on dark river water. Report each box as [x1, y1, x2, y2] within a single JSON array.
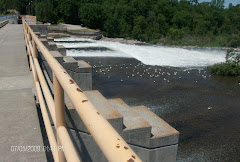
[[74, 56, 240, 161]]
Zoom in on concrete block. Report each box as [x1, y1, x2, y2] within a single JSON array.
[[66, 70, 92, 91], [34, 32, 40, 37], [63, 59, 92, 73], [108, 99, 152, 147], [40, 34, 47, 38], [39, 38, 48, 46], [57, 45, 67, 56], [76, 60, 92, 73], [63, 56, 77, 63], [63, 57, 91, 70], [63, 56, 78, 68], [47, 42, 57, 51], [49, 51, 63, 64], [29, 24, 48, 35], [47, 37, 54, 42], [84, 90, 123, 132], [63, 57, 92, 87], [38, 50, 63, 62], [131, 106, 179, 148], [65, 90, 122, 133]]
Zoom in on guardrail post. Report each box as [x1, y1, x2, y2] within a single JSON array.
[[53, 73, 66, 162], [32, 38, 38, 58], [26, 26, 32, 71]]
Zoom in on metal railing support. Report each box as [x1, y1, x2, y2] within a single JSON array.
[[53, 74, 66, 162], [29, 55, 39, 102], [32, 38, 38, 58], [35, 81, 59, 162], [57, 126, 80, 162], [34, 58, 56, 125]]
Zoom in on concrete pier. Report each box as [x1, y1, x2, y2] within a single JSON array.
[[0, 24, 46, 161]]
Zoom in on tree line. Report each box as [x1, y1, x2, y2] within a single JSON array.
[[1, 0, 240, 47]]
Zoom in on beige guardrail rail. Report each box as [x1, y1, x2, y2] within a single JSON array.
[[22, 17, 141, 162]]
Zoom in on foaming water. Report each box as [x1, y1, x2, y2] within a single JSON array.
[[55, 37, 226, 67]]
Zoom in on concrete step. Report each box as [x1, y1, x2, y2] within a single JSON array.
[[131, 106, 179, 148], [108, 98, 152, 147], [84, 91, 123, 132], [66, 90, 123, 133], [39, 38, 48, 46]]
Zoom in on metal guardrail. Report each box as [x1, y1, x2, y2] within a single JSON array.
[[0, 20, 8, 28], [0, 15, 17, 24], [23, 17, 141, 162], [0, 15, 11, 22]]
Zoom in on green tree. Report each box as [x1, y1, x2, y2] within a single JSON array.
[[79, 3, 104, 29]]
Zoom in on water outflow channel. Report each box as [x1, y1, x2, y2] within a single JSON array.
[[56, 38, 240, 161]]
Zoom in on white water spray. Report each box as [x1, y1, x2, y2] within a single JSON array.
[[55, 37, 226, 68]]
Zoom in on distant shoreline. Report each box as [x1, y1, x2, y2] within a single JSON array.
[[99, 36, 240, 51]]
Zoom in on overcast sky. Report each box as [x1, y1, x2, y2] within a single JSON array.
[[198, 0, 240, 7]]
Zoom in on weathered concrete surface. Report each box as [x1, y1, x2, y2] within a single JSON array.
[[131, 106, 179, 148], [0, 24, 46, 161]]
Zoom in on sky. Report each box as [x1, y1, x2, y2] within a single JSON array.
[[198, 0, 240, 7]]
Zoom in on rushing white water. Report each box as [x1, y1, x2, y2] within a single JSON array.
[[55, 37, 226, 68]]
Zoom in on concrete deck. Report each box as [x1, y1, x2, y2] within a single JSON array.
[[0, 24, 46, 161]]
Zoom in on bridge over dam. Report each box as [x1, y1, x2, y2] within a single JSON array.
[[0, 17, 179, 162]]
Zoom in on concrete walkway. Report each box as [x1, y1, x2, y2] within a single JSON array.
[[0, 24, 46, 161]]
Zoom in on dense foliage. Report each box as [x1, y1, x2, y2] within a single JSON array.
[[1, 0, 240, 47], [0, 0, 31, 15], [207, 49, 240, 80]]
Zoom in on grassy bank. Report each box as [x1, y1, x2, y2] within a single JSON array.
[[207, 49, 240, 82]]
